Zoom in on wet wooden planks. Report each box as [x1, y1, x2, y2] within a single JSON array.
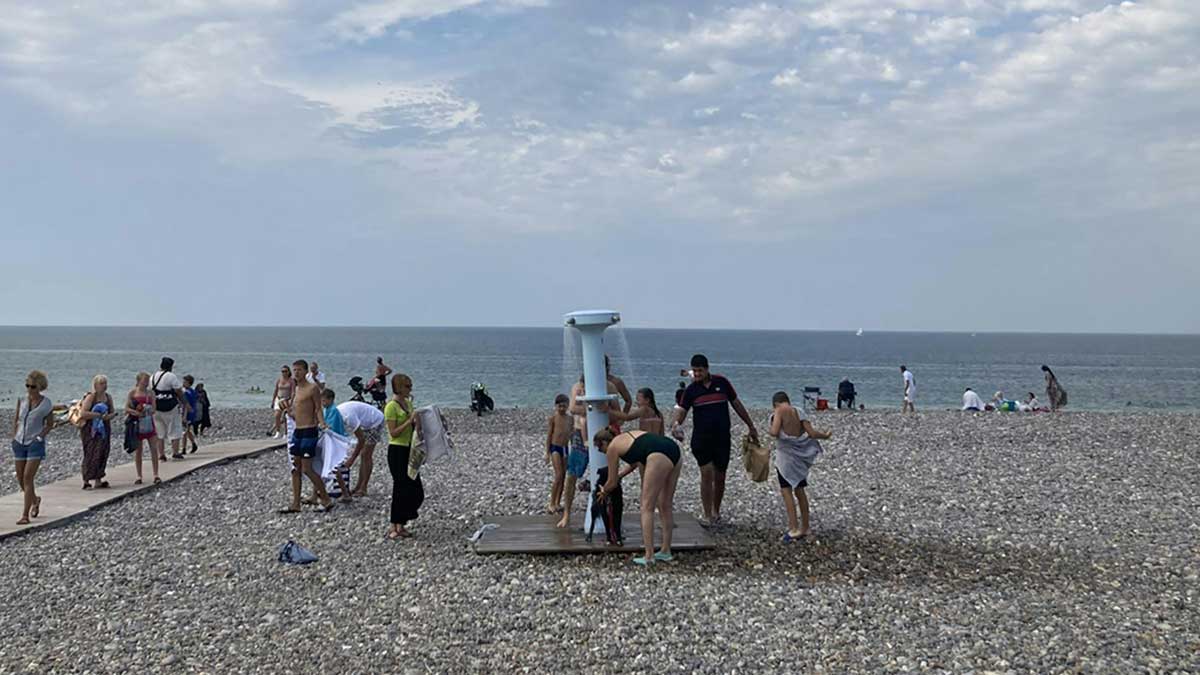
[[471, 512, 715, 554]]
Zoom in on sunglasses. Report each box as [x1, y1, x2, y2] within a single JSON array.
[[25, 383, 36, 389]]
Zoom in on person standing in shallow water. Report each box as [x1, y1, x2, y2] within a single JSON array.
[[11, 370, 53, 525], [79, 374, 116, 489], [384, 373, 424, 539]]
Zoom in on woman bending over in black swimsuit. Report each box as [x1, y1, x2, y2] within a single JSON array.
[[594, 429, 682, 565]]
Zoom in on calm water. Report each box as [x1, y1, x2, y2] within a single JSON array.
[[0, 327, 1197, 412]]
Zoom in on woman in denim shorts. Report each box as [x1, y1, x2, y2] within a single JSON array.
[[11, 370, 54, 525]]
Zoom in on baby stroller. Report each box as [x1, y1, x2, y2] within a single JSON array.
[[348, 376, 389, 410], [470, 382, 494, 416]]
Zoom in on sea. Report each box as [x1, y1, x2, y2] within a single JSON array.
[[1, 327, 1198, 412]]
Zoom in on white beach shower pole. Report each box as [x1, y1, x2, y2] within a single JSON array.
[[564, 309, 620, 534]]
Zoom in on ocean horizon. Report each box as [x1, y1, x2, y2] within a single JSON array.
[[2, 326, 1198, 412]]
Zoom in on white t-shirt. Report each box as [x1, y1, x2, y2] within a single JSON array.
[[962, 390, 985, 410], [903, 370, 915, 393], [337, 401, 385, 432], [152, 371, 183, 394], [308, 372, 326, 386]]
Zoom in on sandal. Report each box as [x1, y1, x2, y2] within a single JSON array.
[[15, 518, 30, 525], [320, 502, 337, 514], [31, 497, 41, 518], [782, 532, 807, 544], [82, 483, 92, 490], [98, 481, 110, 489], [277, 507, 301, 514], [632, 556, 654, 566], [653, 551, 674, 562], [134, 479, 143, 485], [153, 477, 162, 485]]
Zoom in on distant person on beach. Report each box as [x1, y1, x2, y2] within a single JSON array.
[[374, 357, 392, 386], [544, 394, 571, 514], [594, 428, 683, 565], [279, 360, 333, 514], [338, 400, 387, 497], [672, 354, 760, 527], [270, 365, 296, 439], [962, 388, 986, 412], [557, 374, 622, 529], [195, 383, 211, 435], [152, 357, 190, 461], [1023, 392, 1045, 412], [79, 374, 116, 489], [124, 372, 160, 484], [11, 370, 52, 525], [674, 381, 686, 408], [384, 373, 423, 539], [837, 378, 856, 410], [182, 374, 199, 453], [1042, 365, 1067, 411], [900, 365, 916, 413], [309, 361, 327, 391], [767, 392, 831, 542]]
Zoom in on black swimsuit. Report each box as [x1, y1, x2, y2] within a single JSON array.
[[622, 433, 681, 466]]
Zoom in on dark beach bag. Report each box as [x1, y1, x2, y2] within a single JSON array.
[[123, 417, 138, 454]]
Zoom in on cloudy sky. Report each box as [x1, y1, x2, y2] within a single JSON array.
[[1, 0, 1197, 331]]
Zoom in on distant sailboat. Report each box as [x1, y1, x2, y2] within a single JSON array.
[[856, 328, 864, 337]]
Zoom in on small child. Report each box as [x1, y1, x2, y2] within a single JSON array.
[[322, 389, 346, 436], [767, 391, 832, 542], [545, 394, 572, 514], [182, 375, 200, 454]]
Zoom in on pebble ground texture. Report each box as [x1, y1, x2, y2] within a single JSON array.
[[1, 408, 1197, 673]]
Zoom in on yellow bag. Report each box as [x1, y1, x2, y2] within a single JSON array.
[[742, 436, 769, 483]]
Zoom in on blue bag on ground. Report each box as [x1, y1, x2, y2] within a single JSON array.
[[277, 540, 318, 565]]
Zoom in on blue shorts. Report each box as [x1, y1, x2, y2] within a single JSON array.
[[548, 444, 566, 457], [12, 438, 46, 461], [566, 430, 588, 478], [290, 427, 319, 458]]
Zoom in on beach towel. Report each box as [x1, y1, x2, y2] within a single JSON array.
[[775, 429, 822, 489], [90, 402, 109, 439], [409, 405, 454, 479]]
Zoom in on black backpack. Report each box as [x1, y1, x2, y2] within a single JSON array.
[[152, 373, 178, 412]]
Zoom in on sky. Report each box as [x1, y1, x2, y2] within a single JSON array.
[[1, 0, 1197, 332]]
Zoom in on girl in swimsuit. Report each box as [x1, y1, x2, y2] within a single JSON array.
[[125, 372, 160, 485], [608, 387, 665, 435], [269, 366, 295, 438], [594, 429, 682, 566]]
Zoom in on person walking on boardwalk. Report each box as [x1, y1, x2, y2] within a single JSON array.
[[671, 354, 759, 527], [11, 370, 53, 525], [79, 374, 116, 489], [151, 357, 190, 460], [124, 372, 160, 484], [901, 365, 916, 413]]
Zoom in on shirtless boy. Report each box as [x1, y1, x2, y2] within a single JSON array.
[[545, 394, 572, 513], [281, 359, 333, 513]]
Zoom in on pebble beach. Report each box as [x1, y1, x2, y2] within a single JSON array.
[[1, 407, 1198, 673]]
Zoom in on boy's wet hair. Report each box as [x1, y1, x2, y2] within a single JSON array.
[[772, 391, 790, 405], [322, 389, 336, 401], [554, 394, 569, 405], [183, 374, 195, 385]]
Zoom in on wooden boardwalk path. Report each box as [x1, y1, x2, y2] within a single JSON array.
[[0, 439, 283, 541]]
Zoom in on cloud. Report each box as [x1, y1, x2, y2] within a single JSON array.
[[328, 0, 548, 43]]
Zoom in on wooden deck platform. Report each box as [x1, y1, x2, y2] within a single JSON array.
[[471, 513, 716, 554]]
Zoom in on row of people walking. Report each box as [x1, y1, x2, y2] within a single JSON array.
[[8, 358, 211, 526]]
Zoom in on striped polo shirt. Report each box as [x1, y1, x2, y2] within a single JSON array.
[[679, 375, 738, 436]]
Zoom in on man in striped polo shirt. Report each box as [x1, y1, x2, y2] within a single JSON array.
[[672, 354, 759, 526]]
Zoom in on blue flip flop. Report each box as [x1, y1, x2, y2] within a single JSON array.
[[782, 532, 807, 544], [653, 551, 674, 562]]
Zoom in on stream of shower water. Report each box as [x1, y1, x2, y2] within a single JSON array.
[[606, 323, 637, 392], [561, 326, 581, 396]]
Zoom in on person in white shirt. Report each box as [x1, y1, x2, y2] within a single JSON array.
[[337, 400, 387, 496], [151, 357, 190, 460], [308, 361, 327, 390], [962, 388, 985, 412], [900, 365, 916, 413]]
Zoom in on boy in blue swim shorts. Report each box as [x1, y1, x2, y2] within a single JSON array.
[[544, 394, 571, 514]]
